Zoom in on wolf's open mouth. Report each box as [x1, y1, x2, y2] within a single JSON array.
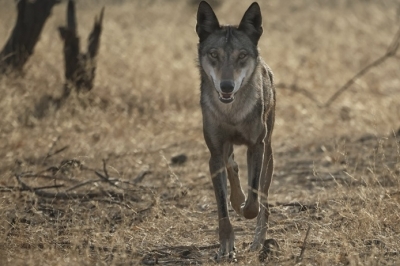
[[218, 93, 235, 104]]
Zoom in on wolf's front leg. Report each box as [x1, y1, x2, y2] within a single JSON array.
[[241, 142, 265, 219], [209, 155, 236, 261], [227, 153, 245, 214], [250, 141, 274, 251]]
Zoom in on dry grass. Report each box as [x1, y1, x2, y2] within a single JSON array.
[[0, 0, 400, 265]]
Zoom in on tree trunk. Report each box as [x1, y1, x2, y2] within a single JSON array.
[[0, 0, 60, 74], [32, 0, 104, 119], [59, 0, 104, 93]]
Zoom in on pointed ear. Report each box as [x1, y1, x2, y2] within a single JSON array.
[[196, 1, 220, 42], [238, 2, 263, 45]]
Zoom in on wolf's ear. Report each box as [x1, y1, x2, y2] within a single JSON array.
[[196, 1, 220, 42], [238, 2, 263, 45]]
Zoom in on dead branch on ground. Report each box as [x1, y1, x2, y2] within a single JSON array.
[[275, 201, 318, 211], [6, 146, 157, 212], [15, 174, 137, 202], [296, 224, 312, 263]]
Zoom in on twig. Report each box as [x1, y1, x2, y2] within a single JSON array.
[[42, 136, 68, 162], [133, 169, 151, 184], [17, 172, 74, 182], [15, 172, 52, 178], [155, 244, 220, 252], [95, 171, 119, 187], [102, 159, 109, 179], [29, 188, 129, 201], [0, 184, 64, 192], [276, 201, 318, 211], [65, 179, 102, 192], [81, 198, 134, 210], [46, 145, 69, 160], [15, 174, 137, 201], [93, 159, 121, 189], [296, 224, 312, 263]]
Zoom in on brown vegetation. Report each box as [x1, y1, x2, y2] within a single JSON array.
[[0, 0, 399, 265]]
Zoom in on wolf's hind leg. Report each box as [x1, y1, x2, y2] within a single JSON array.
[[226, 152, 245, 215]]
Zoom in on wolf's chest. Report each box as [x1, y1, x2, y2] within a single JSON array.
[[205, 96, 258, 124]]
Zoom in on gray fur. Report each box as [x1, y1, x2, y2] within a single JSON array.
[[196, 1, 276, 261]]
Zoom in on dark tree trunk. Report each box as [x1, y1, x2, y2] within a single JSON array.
[[0, 0, 60, 74], [32, 0, 104, 119], [59, 0, 104, 93]]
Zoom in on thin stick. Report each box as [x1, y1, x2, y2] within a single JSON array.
[[133, 169, 151, 184], [0, 184, 64, 192], [46, 145, 69, 160], [15, 174, 136, 201], [102, 159, 109, 178], [65, 179, 102, 192], [95, 171, 119, 188], [296, 224, 312, 263]]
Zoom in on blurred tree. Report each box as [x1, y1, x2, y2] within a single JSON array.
[[0, 0, 60, 75], [33, 0, 104, 119], [58, 0, 104, 94]]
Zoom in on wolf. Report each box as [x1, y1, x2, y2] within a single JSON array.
[[196, 1, 276, 260]]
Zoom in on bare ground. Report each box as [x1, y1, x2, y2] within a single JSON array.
[[0, 0, 400, 265]]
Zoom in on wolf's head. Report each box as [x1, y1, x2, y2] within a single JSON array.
[[196, 1, 263, 104]]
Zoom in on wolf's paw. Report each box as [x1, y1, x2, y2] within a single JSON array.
[[240, 200, 260, 219], [249, 241, 262, 252], [258, 239, 280, 262], [230, 193, 245, 215], [214, 246, 237, 263]]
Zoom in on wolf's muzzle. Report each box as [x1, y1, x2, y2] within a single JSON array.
[[218, 80, 235, 104], [220, 80, 235, 93]]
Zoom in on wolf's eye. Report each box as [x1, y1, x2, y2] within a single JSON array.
[[239, 53, 248, 60], [209, 51, 218, 58]]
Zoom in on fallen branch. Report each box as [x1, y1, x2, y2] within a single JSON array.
[[15, 174, 138, 202], [65, 179, 102, 192], [275, 201, 318, 211], [44, 145, 69, 162], [296, 224, 312, 263], [133, 169, 151, 184], [0, 184, 64, 193], [93, 159, 120, 188]]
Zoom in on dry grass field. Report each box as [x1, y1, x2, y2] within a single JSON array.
[[1, 0, 400, 265]]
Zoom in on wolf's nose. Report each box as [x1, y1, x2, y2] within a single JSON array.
[[220, 80, 235, 93]]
